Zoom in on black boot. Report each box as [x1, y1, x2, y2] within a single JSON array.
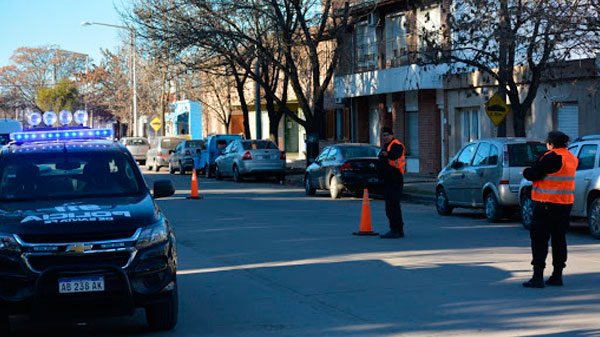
[[380, 230, 401, 239], [546, 269, 563, 286], [523, 268, 545, 288]]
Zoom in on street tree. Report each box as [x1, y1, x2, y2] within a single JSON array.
[[419, 0, 593, 137], [0, 46, 86, 111], [36, 78, 79, 112], [130, 0, 349, 153]]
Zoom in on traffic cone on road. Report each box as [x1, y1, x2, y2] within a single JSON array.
[[352, 189, 378, 236], [187, 169, 203, 200]]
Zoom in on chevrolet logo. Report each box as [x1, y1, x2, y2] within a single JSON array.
[[66, 244, 93, 253]]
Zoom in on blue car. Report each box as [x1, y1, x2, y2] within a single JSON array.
[[197, 134, 242, 177]]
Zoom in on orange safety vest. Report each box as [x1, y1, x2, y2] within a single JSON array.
[[531, 148, 578, 204], [387, 139, 406, 175]]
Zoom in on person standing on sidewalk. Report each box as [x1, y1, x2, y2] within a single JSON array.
[[378, 126, 406, 239], [522, 131, 578, 288]]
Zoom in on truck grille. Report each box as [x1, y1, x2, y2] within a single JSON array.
[[18, 229, 138, 244], [27, 252, 132, 272]]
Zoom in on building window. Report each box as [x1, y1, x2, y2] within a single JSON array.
[[405, 111, 419, 156], [356, 22, 377, 68], [416, 5, 442, 63], [385, 13, 409, 67], [460, 108, 479, 145]]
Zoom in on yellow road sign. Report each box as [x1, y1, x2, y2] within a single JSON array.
[[150, 117, 162, 131], [485, 93, 510, 126]]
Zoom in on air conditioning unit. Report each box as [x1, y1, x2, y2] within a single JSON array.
[[368, 12, 377, 26]]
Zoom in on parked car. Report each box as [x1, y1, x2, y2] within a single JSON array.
[[518, 135, 600, 238], [197, 134, 242, 177], [121, 136, 150, 165], [304, 144, 382, 199], [145, 136, 185, 172], [436, 138, 547, 222], [214, 139, 285, 182], [168, 139, 205, 174]]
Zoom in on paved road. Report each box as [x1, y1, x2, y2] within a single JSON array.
[[10, 169, 600, 336]]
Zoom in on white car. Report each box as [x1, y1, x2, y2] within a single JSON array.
[[518, 135, 600, 238]]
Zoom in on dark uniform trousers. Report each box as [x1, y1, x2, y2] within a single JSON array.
[[384, 176, 404, 232], [530, 201, 572, 270]]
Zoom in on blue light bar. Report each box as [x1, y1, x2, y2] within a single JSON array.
[[9, 128, 114, 143]]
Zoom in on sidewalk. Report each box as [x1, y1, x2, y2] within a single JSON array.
[[285, 158, 437, 204]]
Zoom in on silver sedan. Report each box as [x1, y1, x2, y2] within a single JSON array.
[[214, 139, 285, 183]]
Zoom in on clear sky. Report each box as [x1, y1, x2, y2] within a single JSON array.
[[0, 0, 130, 67]]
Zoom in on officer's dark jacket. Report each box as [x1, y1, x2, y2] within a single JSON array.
[[378, 139, 404, 183], [523, 151, 563, 182]]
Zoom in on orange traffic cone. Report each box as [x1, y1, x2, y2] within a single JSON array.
[[187, 169, 203, 200], [353, 189, 378, 236]]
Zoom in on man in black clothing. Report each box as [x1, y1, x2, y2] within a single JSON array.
[[522, 131, 576, 288], [379, 127, 406, 239]]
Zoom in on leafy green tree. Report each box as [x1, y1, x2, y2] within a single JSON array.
[[36, 78, 79, 112]]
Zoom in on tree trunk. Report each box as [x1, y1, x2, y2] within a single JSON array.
[[513, 106, 527, 137]]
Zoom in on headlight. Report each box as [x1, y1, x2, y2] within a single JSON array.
[[136, 221, 168, 249], [0, 233, 20, 252]]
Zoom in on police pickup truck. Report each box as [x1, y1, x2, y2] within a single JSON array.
[[0, 115, 178, 333]]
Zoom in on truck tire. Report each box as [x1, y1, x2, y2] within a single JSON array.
[[145, 284, 178, 331]]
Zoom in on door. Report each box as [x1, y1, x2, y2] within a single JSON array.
[[467, 142, 495, 206], [323, 147, 340, 188], [557, 103, 579, 141], [224, 142, 239, 175], [446, 143, 477, 204], [314, 147, 331, 189], [573, 144, 597, 215]]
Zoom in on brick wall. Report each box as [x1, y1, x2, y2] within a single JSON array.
[[418, 90, 441, 176]]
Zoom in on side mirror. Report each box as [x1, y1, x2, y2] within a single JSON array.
[[451, 161, 464, 169], [153, 179, 175, 199]]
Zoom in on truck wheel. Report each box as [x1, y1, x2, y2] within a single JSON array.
[[0, 308, 10, 336], [588, 197, 600, 239], [521, 193, 534, 230], [215, 165, 223, 181], [145, 284, 178, 331], [485, 192, 503, 223]]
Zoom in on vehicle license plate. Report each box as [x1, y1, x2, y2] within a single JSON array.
[[58, 277, 105, 293], [255, 155, 266, 160]]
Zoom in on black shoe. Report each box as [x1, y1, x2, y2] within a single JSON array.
[[397, 230, 405, 238], [522, 278, 545, 288], [545, 275, 563, 286], [380, 231, 401, 239]]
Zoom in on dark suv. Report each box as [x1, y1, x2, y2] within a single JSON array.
[[0, 129, 178, 333]]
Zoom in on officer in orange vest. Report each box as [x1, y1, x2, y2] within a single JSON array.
[[378, 126, 407, 239], [522, 131, 578, 288]]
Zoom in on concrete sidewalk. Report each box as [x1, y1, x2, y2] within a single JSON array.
[[285, 159, 437, 204]]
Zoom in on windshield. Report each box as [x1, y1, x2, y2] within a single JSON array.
[[0, 152, 143, 201], [241, 140, 278, 150], [340, 146, 379, 158], [186, 140, 204, 148], [160, 138, 182, 149], [508, 143, 548, 167], [125, 138, 148, 146]]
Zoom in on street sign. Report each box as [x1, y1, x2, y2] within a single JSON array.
[[150, 116, 162, 131], [485, 93, 510, 126]]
